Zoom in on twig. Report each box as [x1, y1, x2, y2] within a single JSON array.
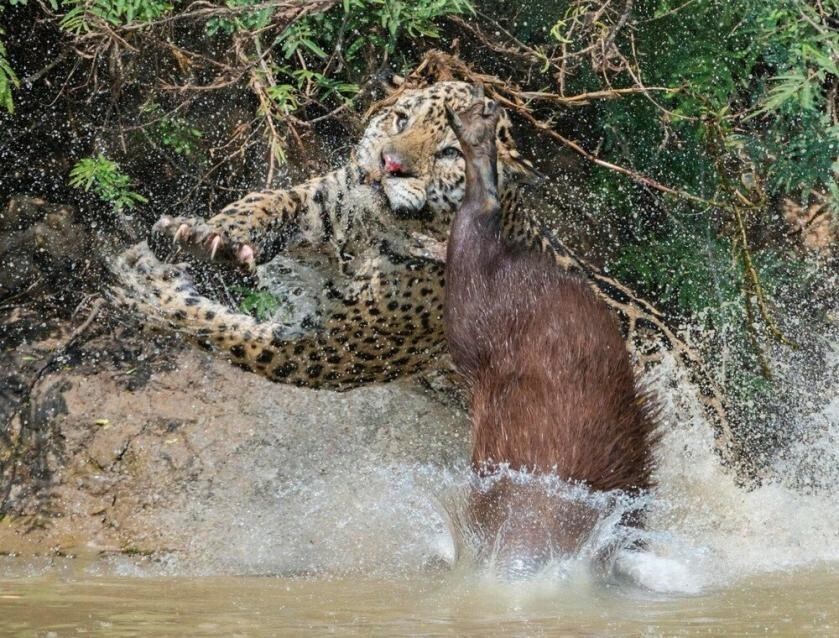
[[0, 279, 45, 309], [636, 0, 700, 22], [733, 206, 797, 349], [247, 35, 289, 186], [518, 85, 677, 106], [742, 284, 773, 379], [501, 93, 730, 209], [408, 49, 730, 209], [602, 0, 634, 57], [22, 52, 68, 87]]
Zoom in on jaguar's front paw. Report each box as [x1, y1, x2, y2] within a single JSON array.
[[154, 215, 256, 269]]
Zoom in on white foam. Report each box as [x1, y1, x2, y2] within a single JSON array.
[[629, 348, 839, 592], [155, 328, 839, 592]]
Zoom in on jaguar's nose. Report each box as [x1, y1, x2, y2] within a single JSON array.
[[382, 152, 405, 176]]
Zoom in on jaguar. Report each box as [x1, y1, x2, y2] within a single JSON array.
[[111, 80, 732, 451]]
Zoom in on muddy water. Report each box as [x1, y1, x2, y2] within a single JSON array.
[[1, 567, 838, 636], [2, 374, 839, 636], [2, 327, 838, 635]]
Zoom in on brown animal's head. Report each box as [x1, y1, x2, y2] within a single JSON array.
[[444, 84, 501, 163]]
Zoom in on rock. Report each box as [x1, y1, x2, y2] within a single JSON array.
[[1, 196, 54, 233], [0, 341, 470, 571], [0, 196, 90, 299], [782, 195, 838, 256]]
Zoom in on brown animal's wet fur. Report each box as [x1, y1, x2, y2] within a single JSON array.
[[444, 89, 659, 560]]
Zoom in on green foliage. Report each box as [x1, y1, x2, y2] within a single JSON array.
[[264, 83, 300, 115], [276, 0, 470, 104], [206, 0, 471, 158], [59, 0, 172, 34], [533, 0, 838, 215], [614, 217, 817, 399], [155, 116, 202, 157], [69, 155, 148, 213], [205, 0, 271, 36], [750, 3, 838, 114], [741, 1, 839, 214], [236, 288, 281, 321], [614, 225, 808, 322], [0, 1, 25, 114], [504, 0, 837, 390], [141, 103, 203, 157], [646, 0, 837, 206], [615, 233, 739, 321], [278, 68, 360, 102], [0, 36, 17, 114], [278, 0, 473, 67]]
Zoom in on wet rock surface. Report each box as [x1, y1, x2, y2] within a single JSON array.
[[0, 196, 92, 299], [0, 312, 469, 563]]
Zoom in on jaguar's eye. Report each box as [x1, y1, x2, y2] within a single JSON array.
[[437, 146, 463, 160], [394, 112, 408, 133]]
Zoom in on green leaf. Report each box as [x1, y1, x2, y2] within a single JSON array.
[[236, 288, 281, 320], [69, 155, 146, 214], [0, 39, 19, 114]]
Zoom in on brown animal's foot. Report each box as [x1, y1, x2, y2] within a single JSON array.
[[153, 215, 256, 270]]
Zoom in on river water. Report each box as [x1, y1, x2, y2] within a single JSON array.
[[2, 380, 838, 635], [1, 566, 838, 636], [2, 296, 838, 635]]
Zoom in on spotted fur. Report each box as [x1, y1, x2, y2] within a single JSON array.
[[110, 81, 732, 451]]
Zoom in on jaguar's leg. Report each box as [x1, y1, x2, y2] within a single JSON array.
[[153, 168, 349, 268], [109, 242, 446, 389]]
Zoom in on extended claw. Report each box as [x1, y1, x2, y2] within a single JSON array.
[[238, 244, 255, 270], [210, 234, 222, 260], [173, 223, 190, 244]]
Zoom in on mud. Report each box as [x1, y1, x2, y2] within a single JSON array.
[[0, 311, 468, 560]]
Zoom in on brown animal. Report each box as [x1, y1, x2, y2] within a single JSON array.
[[443, 88, 659, 569]]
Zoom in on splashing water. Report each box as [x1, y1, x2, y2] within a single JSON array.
[[1, 326, 838, 637], [131, 331, 839, 595]]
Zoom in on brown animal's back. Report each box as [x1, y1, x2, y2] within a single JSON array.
[[455, 250, 658, 493], [443, 92, 657, 571]]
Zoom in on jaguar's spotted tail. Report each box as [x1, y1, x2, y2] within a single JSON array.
[[108, 242, 288, 373]]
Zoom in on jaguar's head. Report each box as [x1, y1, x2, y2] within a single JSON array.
[[354, 81, 537, 220]]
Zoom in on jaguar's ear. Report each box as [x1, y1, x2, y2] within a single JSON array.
[[470, 83, 485, 101], [445, 105, 463, 134], [379, 70, 405, 94]]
